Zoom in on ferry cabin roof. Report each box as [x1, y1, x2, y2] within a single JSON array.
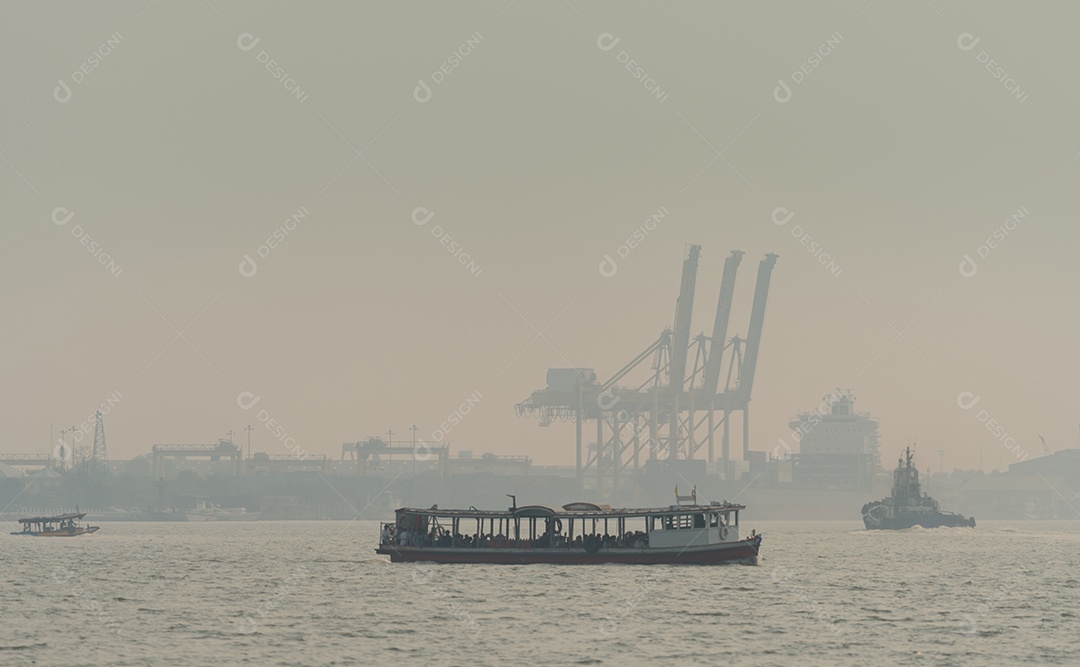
[[391, 502, 744, 523]]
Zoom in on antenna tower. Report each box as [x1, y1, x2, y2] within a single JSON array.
[[91, 410, 109, 475]]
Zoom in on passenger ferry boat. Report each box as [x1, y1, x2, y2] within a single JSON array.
[[11, 512, 100, 537], [376, 489, 761, 565]]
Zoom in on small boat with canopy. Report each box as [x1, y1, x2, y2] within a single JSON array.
[[11, 511, 100, 537]]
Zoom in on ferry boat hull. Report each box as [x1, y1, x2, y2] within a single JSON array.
[[377, 535, 761, 565]]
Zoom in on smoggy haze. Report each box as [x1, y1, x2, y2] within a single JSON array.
[[2, 1, 1077, 471]]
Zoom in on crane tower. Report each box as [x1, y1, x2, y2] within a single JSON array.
[[516, 245, 778, 498]]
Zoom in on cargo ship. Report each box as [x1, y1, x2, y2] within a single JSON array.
[[862, 447, 975, 529], [376, 489, 761, 565]]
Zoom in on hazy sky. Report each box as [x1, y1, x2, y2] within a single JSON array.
[[2, 1, 1077, 471]]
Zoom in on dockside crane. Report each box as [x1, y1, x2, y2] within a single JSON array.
[[515, 245, 779, 499], [730, 253, 778, 460], [667, 245, 701, 459], [701, 250, 744, 398]]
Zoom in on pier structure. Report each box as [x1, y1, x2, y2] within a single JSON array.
[[152, 440, 243, 477]]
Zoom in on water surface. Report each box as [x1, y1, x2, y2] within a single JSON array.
[[2, 520, 1077, 666]]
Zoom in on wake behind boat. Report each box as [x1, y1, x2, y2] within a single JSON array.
[[376, 489, 761, 565], [12, 512, 100, 537]]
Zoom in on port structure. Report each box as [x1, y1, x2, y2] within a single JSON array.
[[0, 453, 53, 468], [445, 453, 531, 475], [516, 245, 778, 497], [341, 436, 450, 476], [245, 452, 330, 473], [340, 436, 531, 476], [152, 440, 243, 477]]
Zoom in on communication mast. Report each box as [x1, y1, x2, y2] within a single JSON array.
[[91, 410, 109, 476]]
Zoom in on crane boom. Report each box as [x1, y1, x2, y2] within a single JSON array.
[[668, 244, 701, 394], [701, 250, 744, 397], [735, 253, 778, 403], [667, 244, 701, 457]]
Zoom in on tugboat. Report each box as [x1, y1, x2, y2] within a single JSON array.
[[862, 447, 975, 529]]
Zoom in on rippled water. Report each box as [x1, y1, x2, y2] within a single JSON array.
[[2, 520, 1078, 666]]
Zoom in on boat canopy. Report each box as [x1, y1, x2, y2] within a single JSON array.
[[561, 502, 610, 512], [512, 505, 561, 518], [18, 512, 86, 524], [394, 502, 745, 520]]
